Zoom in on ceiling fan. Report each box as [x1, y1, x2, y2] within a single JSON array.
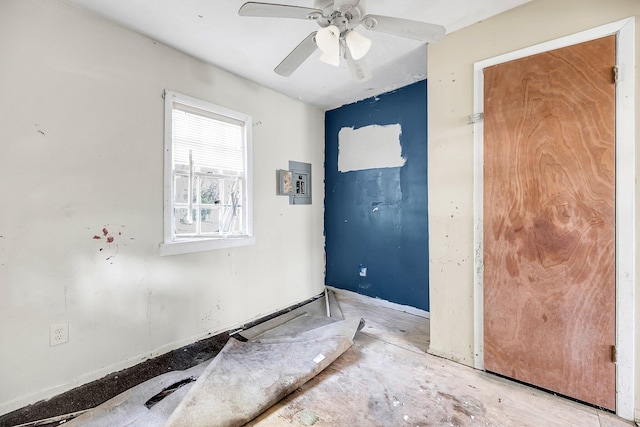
[[238, 0, 446, 82]]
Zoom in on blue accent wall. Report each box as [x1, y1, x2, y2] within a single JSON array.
[[324, 80, 429, 311]]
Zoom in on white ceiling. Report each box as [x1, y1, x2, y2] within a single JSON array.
[[65, 0, 530, 110]]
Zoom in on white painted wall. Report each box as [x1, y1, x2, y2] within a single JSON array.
[[428, 0, 640, 419], [0, 0, 325, 415]]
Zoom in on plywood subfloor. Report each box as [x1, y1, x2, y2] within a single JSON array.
[[249, 291, 633, 427]]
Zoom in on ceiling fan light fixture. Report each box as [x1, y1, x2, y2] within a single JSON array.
[[319, 49, 340, 67], [345, 30, 371, 61], [316, 25, 340, 53]]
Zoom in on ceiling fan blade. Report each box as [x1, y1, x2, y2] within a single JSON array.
[[275, 32, 318, 77], [239, 2, 323, 19], [362, 14, 446, 42], [333, 0, 361, 12], [345, 47, 372, 82]]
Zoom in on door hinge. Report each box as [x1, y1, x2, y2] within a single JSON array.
[[612, 66, 619, 84], [467, 112, 484, 125], [611, 345, 617, 363]]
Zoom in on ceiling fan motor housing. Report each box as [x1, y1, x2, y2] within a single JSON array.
[[319, 4, 362, 31]]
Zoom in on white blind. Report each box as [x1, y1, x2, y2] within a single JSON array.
[[172, 104, 245, 173]]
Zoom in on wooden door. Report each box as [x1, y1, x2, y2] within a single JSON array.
[[483, 36, 616, 410]]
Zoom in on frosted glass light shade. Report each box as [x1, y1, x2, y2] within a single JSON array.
[[319, 50, 340, 67], [316, 25, 340, 53], [316, 25, 341, 67], [345, 30, 371, 60]]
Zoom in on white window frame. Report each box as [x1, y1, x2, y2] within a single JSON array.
[[161, 90, 254, 256]]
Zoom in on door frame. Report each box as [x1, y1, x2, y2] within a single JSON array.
[[472, 18, 635, 419]]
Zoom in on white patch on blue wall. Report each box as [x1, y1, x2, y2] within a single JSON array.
[[338, 124, 405, 172]]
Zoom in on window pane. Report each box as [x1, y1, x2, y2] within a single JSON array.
[[192, 176, 199, 203], [220, 204, 244, 234], [200, 208, 220, 234], [221, 178, 242, 206], [229, 207, 243, 233], [200, 176, 221, 205], [174, 175, 190, 204], [174, 208, 196, 235]]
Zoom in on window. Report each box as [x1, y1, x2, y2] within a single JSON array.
[[161, 91, 254, 255]]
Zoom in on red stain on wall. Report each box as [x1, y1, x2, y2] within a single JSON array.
[[91, 225, 131, 263]]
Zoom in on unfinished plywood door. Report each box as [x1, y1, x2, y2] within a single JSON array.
[[483, 36, 616, 410]]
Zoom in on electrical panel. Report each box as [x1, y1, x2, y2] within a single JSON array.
[[289, 161, 311, 205], [277, 161, 311, 205]]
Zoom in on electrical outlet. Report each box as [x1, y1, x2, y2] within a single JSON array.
[[50, 321, 69, 346]]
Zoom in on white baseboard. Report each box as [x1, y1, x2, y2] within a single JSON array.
[[327, 286, 430, 319]]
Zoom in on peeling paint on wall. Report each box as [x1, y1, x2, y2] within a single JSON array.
[[338, 124, 405, 172]]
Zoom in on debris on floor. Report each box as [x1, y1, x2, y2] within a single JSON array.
[[57, 290, 362, 427], [165, 317, 363, 427]]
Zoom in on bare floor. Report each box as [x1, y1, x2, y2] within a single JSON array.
[[249, 291, 634, 427], [6, 292, 635, 427]]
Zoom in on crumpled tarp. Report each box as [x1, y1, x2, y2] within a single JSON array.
[[63, 362, 207, 427], [62, 291, 363, 427], [165, 316, 363, 427]]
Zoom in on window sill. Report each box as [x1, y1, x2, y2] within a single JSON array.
[[160, 235, 255, 256]]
